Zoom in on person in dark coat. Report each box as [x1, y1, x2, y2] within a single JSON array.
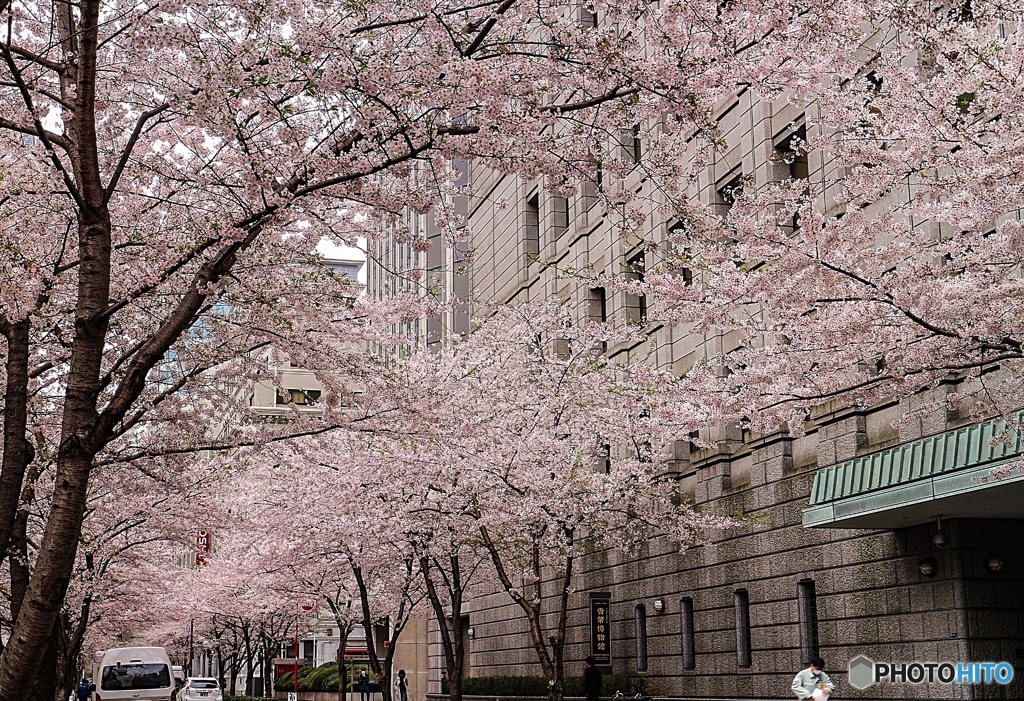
[[358, 670, 371, 701], [77, 679, 91, 701], [583, 656, 602, 701]]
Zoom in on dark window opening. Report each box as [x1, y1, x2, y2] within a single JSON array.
[[624, 251, 647, 323], [680, 597, 696, 670], [631, 125, 642, 164], [716, 174, 743, 220], [524, 193, 540, 256], [589, 287, 607, 322], [734, 589, 751, 668], [687, 429, 701, 455], [581, 6, 597, 28], [776, 124, 809, 181], [635, 604, 648, 671], [797, 579, 820, 663], [667, 222, 695, 284]]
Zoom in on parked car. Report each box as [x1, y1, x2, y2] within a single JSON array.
[[176, 677, 223, 701]]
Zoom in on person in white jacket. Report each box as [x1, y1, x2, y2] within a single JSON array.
[[393, 669, 409, 701], [792, 657, 834, 699]]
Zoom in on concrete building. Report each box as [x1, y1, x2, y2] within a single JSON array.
[[366, 164, 471, 352], [368, 93, 1024, 700]]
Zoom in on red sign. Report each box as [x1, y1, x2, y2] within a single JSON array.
[[195, 530, 210, 566]]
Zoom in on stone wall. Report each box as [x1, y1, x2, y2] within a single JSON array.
[[413, 49, 1024, 701], [443, 405, 1024, 700]]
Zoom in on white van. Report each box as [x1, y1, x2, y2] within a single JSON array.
[[91, 647, 175, 701]]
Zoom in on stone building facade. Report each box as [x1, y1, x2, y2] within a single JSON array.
[[369, 88, 1024, 701]]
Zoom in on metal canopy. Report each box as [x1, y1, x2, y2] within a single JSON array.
[[802, 414, 1024, 529]]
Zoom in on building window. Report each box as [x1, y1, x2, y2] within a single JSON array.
[[716, 174, 743, 219], [797, 579, 819, 663], [553, 195, 570, 235], [680, 597, 695, 670], [277, 389, 321, 405], [624, 251, 646, 324], [666, 222, 695, 285], [588, 287, 607, 322], [524, 192, 540, 256], [775, 124, 809, 181], [634, 604, 648, 671], [596, 443, 611, 474], [734, 589, 751, 668], [580, 5, 597, 28]]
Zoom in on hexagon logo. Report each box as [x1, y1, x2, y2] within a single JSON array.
[[848, 655, 876, 690]]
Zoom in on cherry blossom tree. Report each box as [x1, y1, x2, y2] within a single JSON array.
[[0, 434, 207, 701], [631, 0, 1024, 440], [6, 0, 994, 691], [342, 303, 732, 701], [157, 452, 429, 701]]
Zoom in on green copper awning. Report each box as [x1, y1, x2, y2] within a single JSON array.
[[803, 414, 1024, 529]]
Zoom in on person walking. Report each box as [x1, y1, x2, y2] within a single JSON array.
[[357, 670, 371, 701], [792, 657, 834, 699], [583, 656, 602, 701], [393, 669, 409, 701], [76, 678, 91, 701]]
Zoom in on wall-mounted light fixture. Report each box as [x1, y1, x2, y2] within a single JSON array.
[[932, 515, 947, 548], [986, 555, 1005, 573], [467, 627, 475, 639], [653, 599, 665, 614], [918, 557, 938, 577]]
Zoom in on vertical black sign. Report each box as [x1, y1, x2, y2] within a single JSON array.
[[589, 592, 611, 667]]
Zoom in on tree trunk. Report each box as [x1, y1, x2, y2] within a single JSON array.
[[52, 606, 88, 701], [216, 646, 227, 693], [243, 632, 256, 696], [25, 618, 60, 701], [337, 627, 353, 701], [478, 527, 573, 701], [0, 0, 112, 686], [418, 554, 466, 701], [0, 320, 36, 571], [261, 634, 276, 698], [228, 653, 238, 696], [352, 564, 408, 701]]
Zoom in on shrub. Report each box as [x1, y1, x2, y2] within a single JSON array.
[[275, 661, 348, 693], [275, 666, 313, 691], [300, 661, 340, 691]]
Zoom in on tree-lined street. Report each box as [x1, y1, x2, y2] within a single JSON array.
[[3, 0, 1024, 699]]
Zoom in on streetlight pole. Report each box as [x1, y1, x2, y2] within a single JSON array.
[[293, 610, 300, 695], [293, 602, 315, 695]]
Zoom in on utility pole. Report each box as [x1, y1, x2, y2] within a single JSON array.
[[187, 618, 195, 678]]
